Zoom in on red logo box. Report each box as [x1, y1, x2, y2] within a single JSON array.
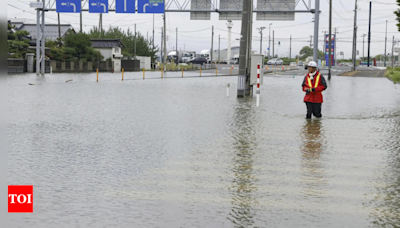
[[8, 185, 33, 213]]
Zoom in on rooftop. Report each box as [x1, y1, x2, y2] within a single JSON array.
[[90, 39, 126, 48]]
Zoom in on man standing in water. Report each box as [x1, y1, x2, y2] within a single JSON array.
[[302, 61, 328, 119]]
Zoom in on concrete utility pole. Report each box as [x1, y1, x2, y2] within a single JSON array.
[[153, 14, 155, 49], [211, 26, 214, 64], [313, 0, 320, 62], [163, 6, 167, 72], [392, 36, 395, 68], [290, 35, 292, 62], [352, 0, 358, 71], [362, 34, 366, 63], [268, 23, 272, 60], [384, 20, 388, 67], [368, 1, 372, 67], [237, 0, 253, 98], [58, 13, 61, 39], [134, 24, 137, 59], [258, 27, 266, 55], [40, 0, 45, 75], [99, 14, 103, 32], [334, 27, 337, 66], [80, 0, 82, 33], [218, 34, 221, 62], [273, 30, 275, 57], [161, 27, 163, 63], [176, 27, 178, 65], [328, 0, 332, 78], [310, 36, 312, 48], [227, 21, 233, 64]]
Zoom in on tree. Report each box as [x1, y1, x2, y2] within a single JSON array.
[[395, 1, 400, 31], [299, 46, 325, 60], [88, 27, 158, 61], [7, 23, 31, 59], [48, 33, 103, 62]]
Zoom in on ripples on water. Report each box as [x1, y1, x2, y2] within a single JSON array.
[[7, 73, 400, 227]]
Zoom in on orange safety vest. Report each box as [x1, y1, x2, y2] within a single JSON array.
[[307, 72, 321, 89]]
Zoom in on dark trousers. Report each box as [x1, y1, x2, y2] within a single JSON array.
[[305, 102, 322, 119]]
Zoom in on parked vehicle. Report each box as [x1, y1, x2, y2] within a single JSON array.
[[298, 61, 304, 66], [188, 57, 208, 65], [182, 51, 196, 63], [199, 50, 211, 63], [267, 58, 283, 65], [167, 51, 182, 63]]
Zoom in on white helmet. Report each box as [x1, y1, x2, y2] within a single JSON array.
[[308, 61, 318, 68]]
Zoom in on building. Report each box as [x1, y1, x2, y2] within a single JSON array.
[[91, 39, 125, 72], [10, 20, 75, 42]]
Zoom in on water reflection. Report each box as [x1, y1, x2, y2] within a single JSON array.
[[371, 114, 400, 227], [227, 99, 259, 227], [299, 120, 327, 197]]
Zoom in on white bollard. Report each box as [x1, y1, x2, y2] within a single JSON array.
[[227, 83, 230, 97], [256, 90, 260, 107]]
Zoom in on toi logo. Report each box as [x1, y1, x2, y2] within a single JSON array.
[[8, 185, 33, 213]]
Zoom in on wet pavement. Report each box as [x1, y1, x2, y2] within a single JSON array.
[[7, 72, 400, 227]]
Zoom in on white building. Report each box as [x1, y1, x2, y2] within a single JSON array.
[[91, 39, 125, 72]]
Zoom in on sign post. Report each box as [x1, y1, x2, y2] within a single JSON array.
[[56, 0, 82, 13], [138, 0, 165, 14]]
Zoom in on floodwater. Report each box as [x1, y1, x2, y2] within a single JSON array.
[[8, 72, 400, 227]]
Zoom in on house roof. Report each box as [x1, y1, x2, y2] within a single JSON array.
[[10, 22, 75, 41], [90, 39, 125, 48]]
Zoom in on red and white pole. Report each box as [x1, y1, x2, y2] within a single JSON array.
[[256, 63, 260, 107]]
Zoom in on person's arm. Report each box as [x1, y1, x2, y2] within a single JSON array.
[[312, 75, 327, 92], [302, 76, 310, 92]]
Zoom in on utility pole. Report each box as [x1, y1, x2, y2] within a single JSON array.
[[273, 30, 275, 57], [80, 0, 82, 33], [328, 0, 332, 79], [163, 6, 167, 72], [153, 14, 155, 49], [218, 34, 221, 63], [310, 36, 312, 48], [161, 27, 163, 63], [351, 0, 358, 71], [176, 27, 178, 65], [237, 0, 253, 98], [384, 20, 388, 67], [290, 35, 292, 62], [313, 0, 320, 62], [268, 23, 272, 60], [227, 21, 233, 64], [99, 14, 102, 32], [134, 24, 137, 59], [367, 1, 372, 67], [334, 27, 337, 66], [58, 13, 61, 39], [392, 36, 395, 68], [362, 34, 366, 63], [211, 26, 214, 64], [258, 27, 266, 55]]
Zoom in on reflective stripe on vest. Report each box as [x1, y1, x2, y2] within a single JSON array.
[[307, 73, 321, 88]]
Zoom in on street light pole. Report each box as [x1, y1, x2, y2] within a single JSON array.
[[362, 34, 366, 64]]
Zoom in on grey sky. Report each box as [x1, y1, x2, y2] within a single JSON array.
[[7, 0, 400, 59]]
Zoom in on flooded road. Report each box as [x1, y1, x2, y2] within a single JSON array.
[[7, 72, 400, 227]]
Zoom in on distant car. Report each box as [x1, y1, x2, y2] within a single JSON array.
[[267, 58, 283, 65], [188, 57, 208, 65], [298, 61, 304, 66]]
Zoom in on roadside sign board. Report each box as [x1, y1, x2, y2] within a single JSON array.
[[116, 0, 136, 13], [89, 0, 109, 13], [56, 0, 81, 13], [325, 34, 336, 66], [138, 0, 164, 13], [30, 2, 43, 8]]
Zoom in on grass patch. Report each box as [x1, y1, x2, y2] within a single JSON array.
[[385, 67, 400, 83]]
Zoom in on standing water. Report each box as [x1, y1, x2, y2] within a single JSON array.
[[8, 73, 400, 227]]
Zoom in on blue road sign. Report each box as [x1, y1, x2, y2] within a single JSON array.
[[89, 0, 109, 13], [138, 0, 164, 14], [116, 0, 136, 13], [56, 0, 81, 13]]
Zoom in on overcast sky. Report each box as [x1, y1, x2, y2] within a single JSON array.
[[7, 0, 400, 59]]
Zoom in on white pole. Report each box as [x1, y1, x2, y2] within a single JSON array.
[[256, 63, 260, 107], [227, 21, 233, 64]]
